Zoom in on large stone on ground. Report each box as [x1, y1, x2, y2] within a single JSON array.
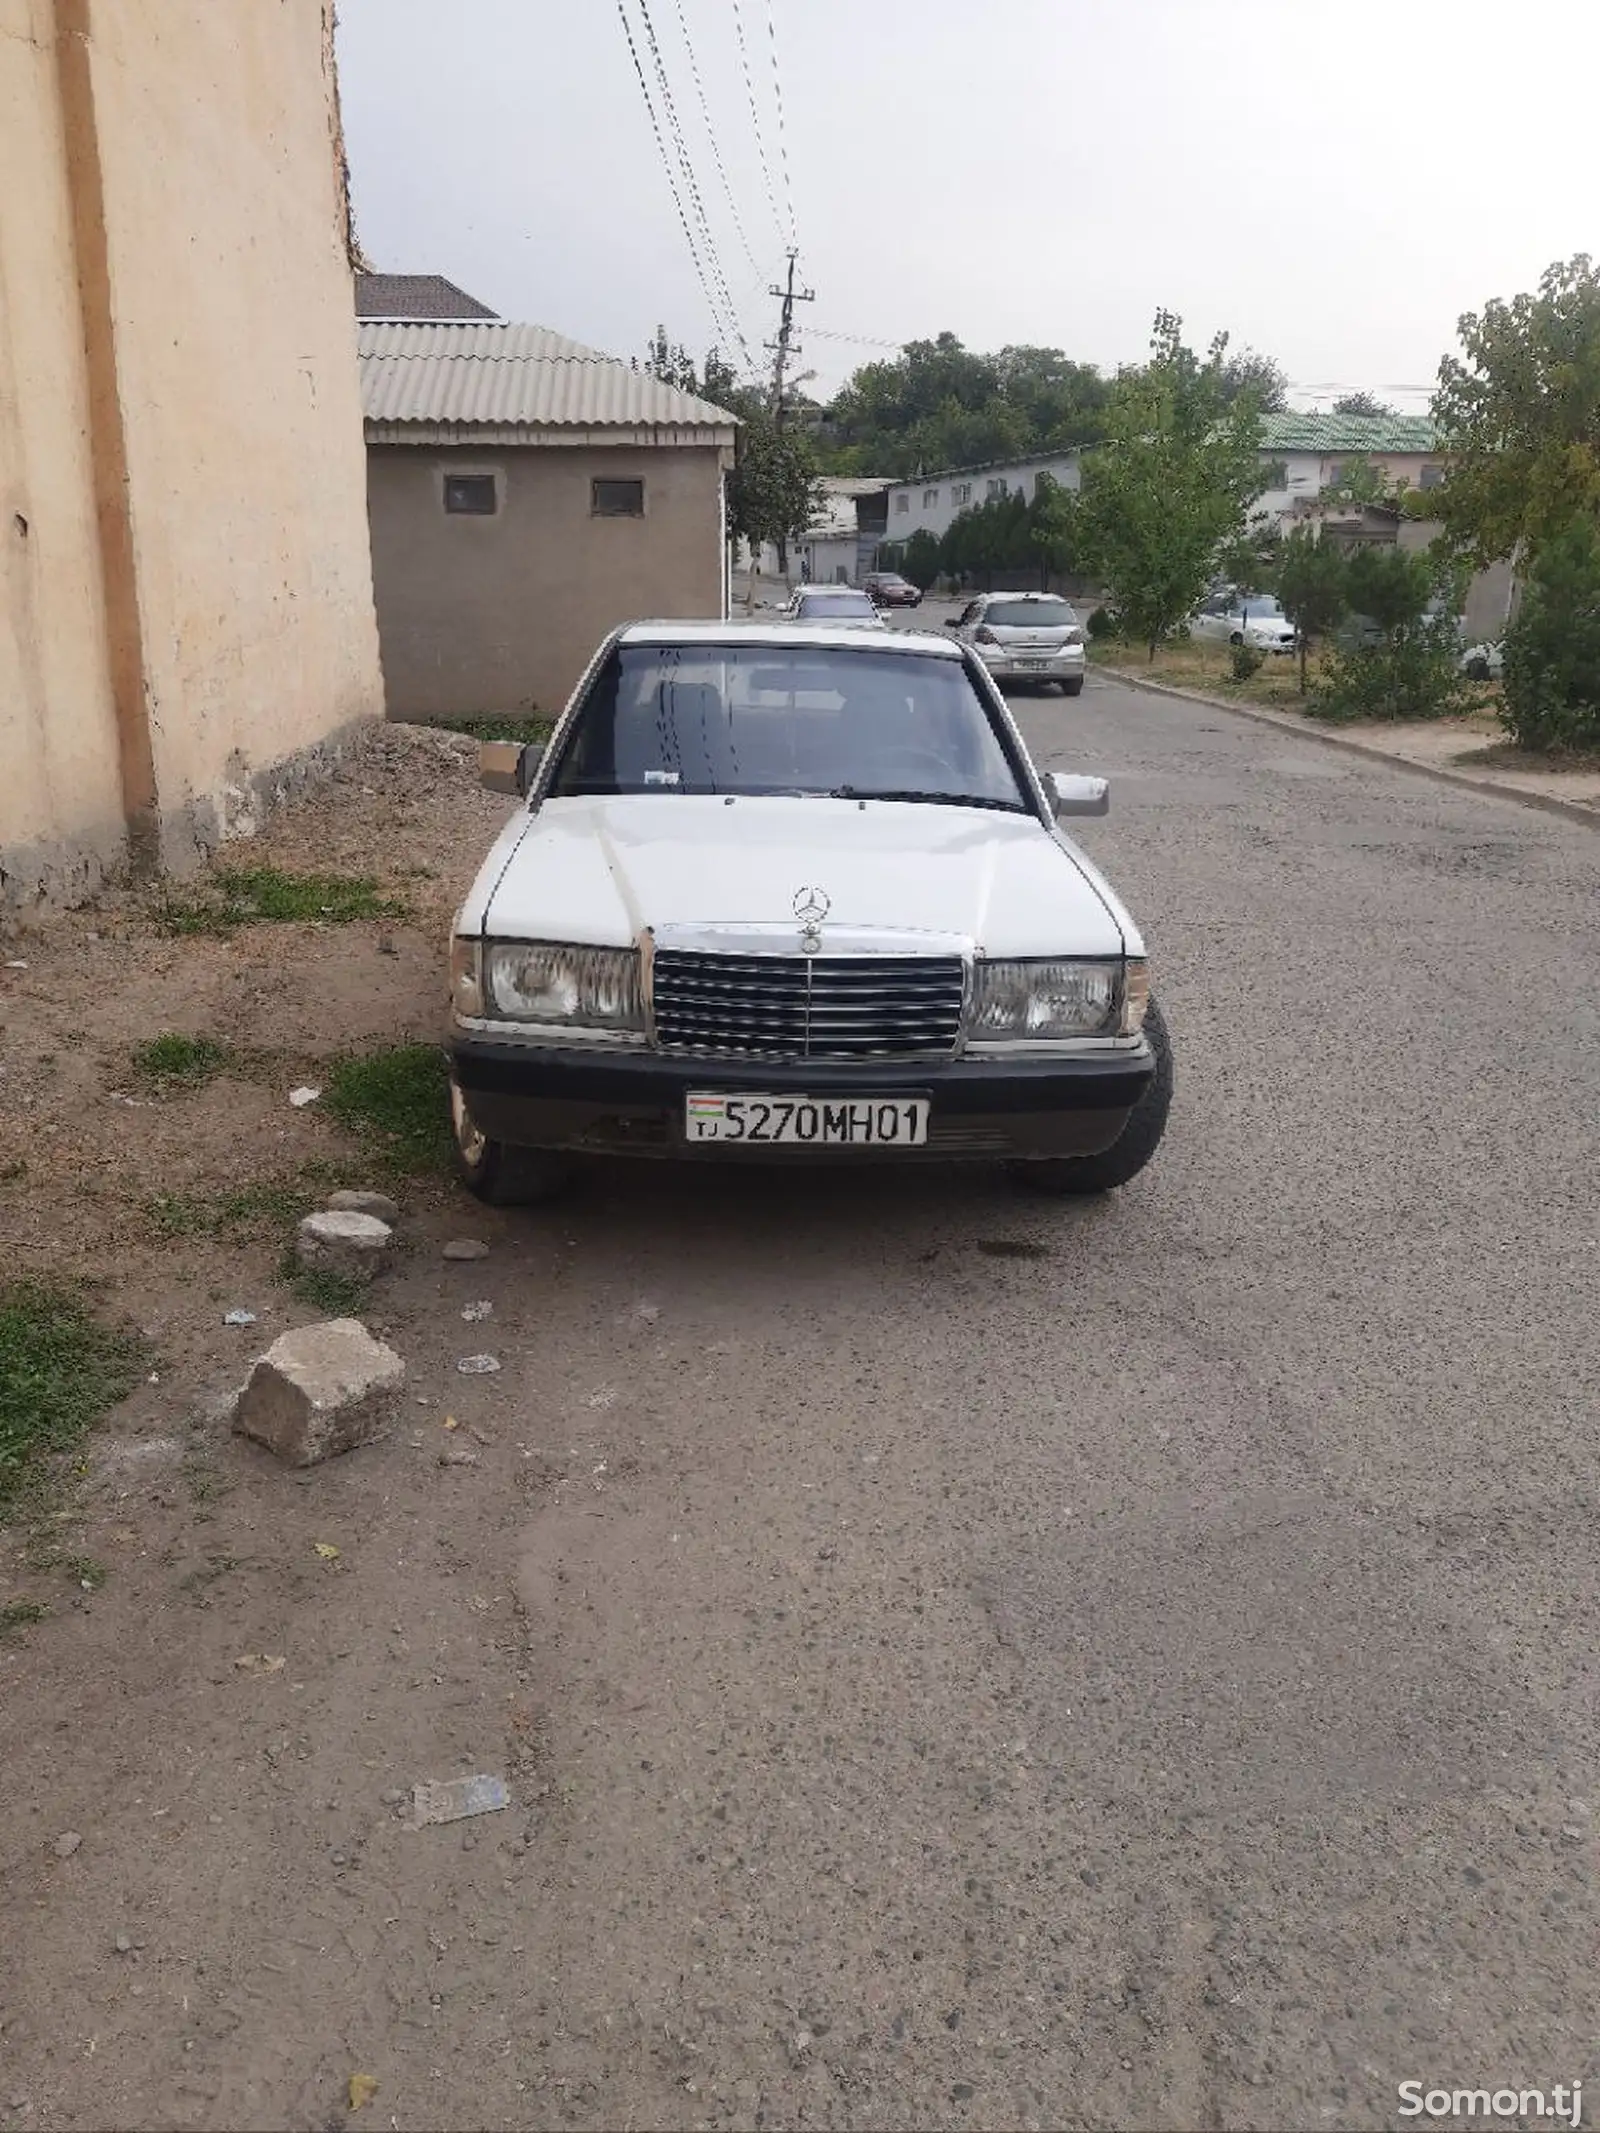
[[295, 1209, 393, 1283], [326, 1188, 401, 1224], [232, 1319, 405, 1466]]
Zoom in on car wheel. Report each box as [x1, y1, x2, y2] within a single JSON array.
[[1059, 678, 1085, 697], [450, 1079, 573, 1205], [1464, 655, 1491, 681], [1009, 999, 1173, 1197], [1228, 630, 1244, 646]]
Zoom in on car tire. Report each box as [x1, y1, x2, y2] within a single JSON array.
[[1060, 678, 1085, 696], [1464, 654, 1491, 682], [1008, 999, 1173, 1197], [450, 1078, 573, 1206], [1228, 630, 1244, 646]]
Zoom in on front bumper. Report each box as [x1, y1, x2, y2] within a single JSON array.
[[450, 1035, 1154, 1163]]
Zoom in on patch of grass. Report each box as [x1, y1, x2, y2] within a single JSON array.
[[278, 1246, 370, 1318], [132, 1032, 230, 1087], [325, 1044, 453, 1174], [145, 1177, 314, 1239], [430, 715, 552, 747], [155, 864, 406, 937], [0, 1283, 149, 1511], [1, 1598, 48, 1635], [1092, 638, 1316, 709]]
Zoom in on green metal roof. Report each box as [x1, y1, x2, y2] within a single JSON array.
[[1258, 413, 1438, 454]]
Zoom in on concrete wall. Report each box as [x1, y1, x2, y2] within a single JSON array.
[[367, 443, 730, 720], [0, 0, 124, 903], [0, 0, 382, 910]]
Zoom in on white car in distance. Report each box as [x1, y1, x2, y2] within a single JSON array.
[[449, 622, 1171, 1203], [1189, 589, 1297, 655]]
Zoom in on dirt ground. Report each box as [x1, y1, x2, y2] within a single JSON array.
[[0, 724, 544, 2129]]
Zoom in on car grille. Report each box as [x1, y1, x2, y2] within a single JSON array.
[[651, 951, 966, 1060]]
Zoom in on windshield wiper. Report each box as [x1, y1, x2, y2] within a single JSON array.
[[829, 787, 1022, 811]]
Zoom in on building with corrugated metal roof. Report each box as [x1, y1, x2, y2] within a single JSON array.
[[357, 321, 739, 720]]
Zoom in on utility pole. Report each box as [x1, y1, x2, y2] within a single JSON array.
[[765, 248, 814, 577]]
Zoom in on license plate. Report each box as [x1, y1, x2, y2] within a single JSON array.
[[685, 1092, 930, 1146], [1015, 658, 1050, 670]]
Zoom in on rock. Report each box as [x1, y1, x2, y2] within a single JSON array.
[[461, 1300, 493, 1322], [456, 1354, 500, 1376], [380, 1788, 406, 1807], [114, 1933, 132, 1955], [442, 1238, 490, 1261], [53, 1831, 82, 1859], [294, 1210, 392, 1284], [288, 1084, 321, 1108], [232, 1319, 405, 1467], [222, 1308, 257, 1327], [327, 1189, 401, 1224], [438, 1446, 481, 1468]]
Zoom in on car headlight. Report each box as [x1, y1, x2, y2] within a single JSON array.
[[970, 957, 1147, 1040], [482, 941, 644, 1030]]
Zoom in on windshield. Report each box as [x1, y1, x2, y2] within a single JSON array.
[[1239, 595, 1286, 619], [984, 599, 1079, 629], [797, 591, 875, 616], [548, 643, 1030, 810]]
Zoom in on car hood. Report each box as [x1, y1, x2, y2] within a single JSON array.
[[468, 795, 1132, 960], [1243, 615, 1295, 638]]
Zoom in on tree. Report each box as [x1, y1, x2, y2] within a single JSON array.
[[1218, 348, 1289, 414], [1312, 547, 1473, 723], [1433, 255, 1600, 565], [1501, 515, 1600, 750], [724, 408, 823, 598], [1075, 310, 1271, 657], [1332, 391, 1397, 418], [1275, 526, 1347, 693], [821, 332, 1110, 477], [899, 528, 942, 591], [643, 327, 740, 411]]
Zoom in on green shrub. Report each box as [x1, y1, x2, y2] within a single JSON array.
[[1086, 606, 1116, 640], [1310, 615, 1475, 723], [1229, 641, 1265, 683], [1501, 517, 1600, 751]]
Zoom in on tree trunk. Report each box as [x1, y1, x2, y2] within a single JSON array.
[[1299, 635, 1308, 694]]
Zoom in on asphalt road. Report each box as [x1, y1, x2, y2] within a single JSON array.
[[449, 668, 1599, 2130]]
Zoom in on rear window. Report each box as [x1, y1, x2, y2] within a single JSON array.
[[799, 592, 876, 616], [985, 599, 1079, 628]]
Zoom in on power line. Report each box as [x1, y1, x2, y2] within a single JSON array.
[[634, 0, 753, 366], [615, 0, 729, 352], [806, 326, 906, 351], [762, 0, 798, 249], [670, 0, 763, 282], [732, 0, 785, 251]]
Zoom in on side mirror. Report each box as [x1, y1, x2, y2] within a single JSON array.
[[1048, 771, 1109, 818], [479, 740, 541, 797]]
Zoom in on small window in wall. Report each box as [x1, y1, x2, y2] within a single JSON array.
[[895, 493, 910, 514], [444, 473, 498, 515], [923, 486, 939, 507], [1419, 463, 1444, 490], [951, 481, 972, 505], [592, 478, 645, 516], [986, 477, 1006, 498]]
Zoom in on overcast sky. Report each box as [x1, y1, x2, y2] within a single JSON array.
[[338, 0, 1598, 412]]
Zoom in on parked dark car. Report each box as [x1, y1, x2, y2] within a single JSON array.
[[864, 572, 923, 609]]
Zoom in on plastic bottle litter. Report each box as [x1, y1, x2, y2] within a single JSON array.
[[288, 1085, 321, 1108], [410, 1774, 511, 1827], [223, 1308, 257, 1327], [461, 1300, 493, 1322], [457, 1354, 501, 1375]]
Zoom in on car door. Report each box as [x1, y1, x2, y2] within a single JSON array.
[[1191, 595, 1226, 643]]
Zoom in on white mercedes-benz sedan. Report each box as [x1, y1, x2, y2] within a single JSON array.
[[447, 621, 1172, 1202]]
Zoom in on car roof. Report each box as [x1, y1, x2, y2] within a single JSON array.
[[977, 590, 1072, 602], [794, 585, 874, 597], [614, 619, 963, 657]]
